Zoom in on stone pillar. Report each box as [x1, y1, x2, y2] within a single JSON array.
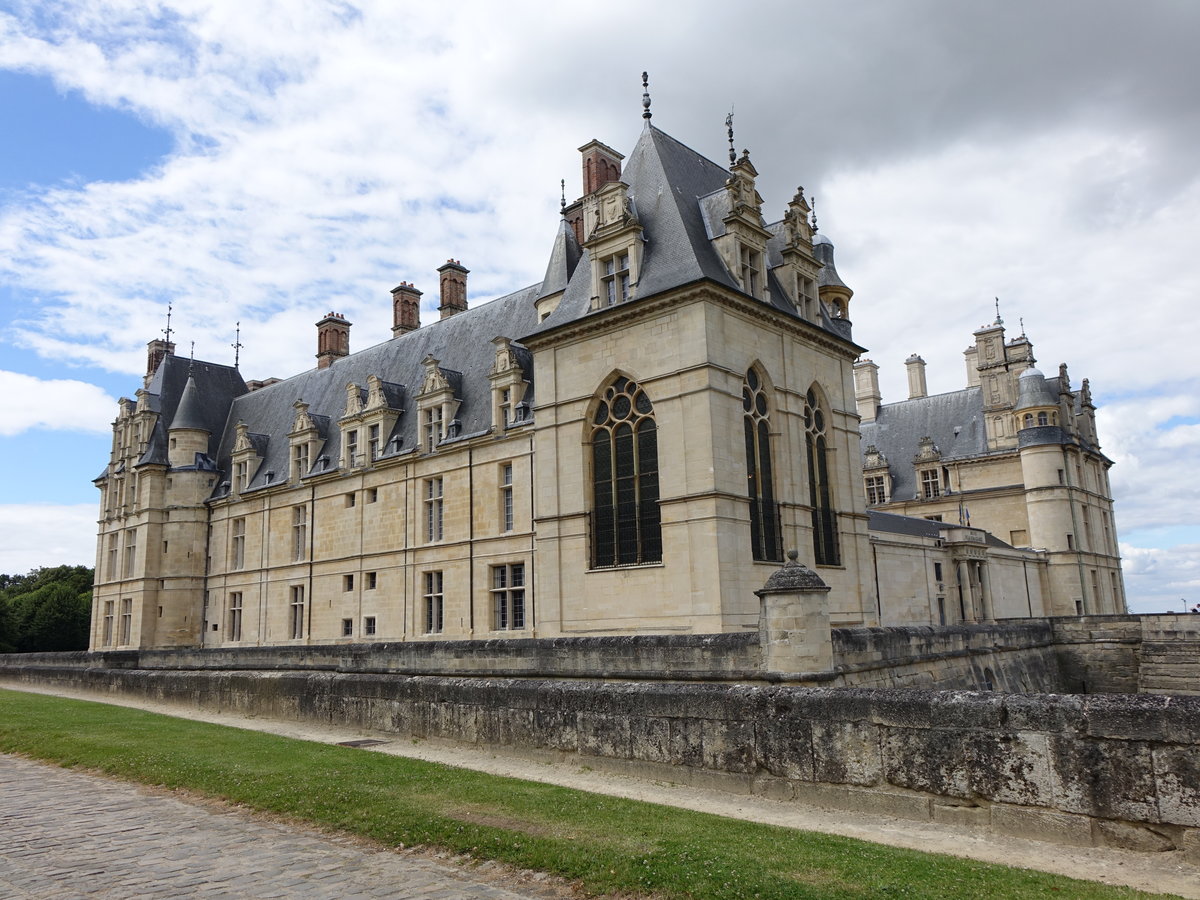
[[755, 550, 833, 676], [978, 562, 994, 621], [956, 559, 974, 621]]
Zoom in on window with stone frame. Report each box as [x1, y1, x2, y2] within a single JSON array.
[[119, 598, 132, 645], [500, 462, 514, 532], [590, 377, 661, 568], [739, 244, 763, 298], [230, 517, 246, 570], [491, 562, 526, 630], [865, 475, 888, 505], [292, 506, 307, 561], [345, 428, 359, 468], [292, 442, 309, 481], [102, 600, 114, 645], [423, 406, 444, 453], [804, 388, 840, 566], [602, 252, 631, 306], [123, 529, 137, 577], [423, 570, 444, 634], [743, 368, 782, 562], [424, 477, 444, 542], [235, 460, 249, 492], [228, 592, 243, 641], [498, 388, 512, 429], [289, 585, 305, 639], [921, 469, 941, 499], [106, 533, 119, 580], [364, 615, 377, 636], [367, 423, 381, 462]]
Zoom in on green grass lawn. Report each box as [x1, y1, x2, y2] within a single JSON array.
[[0, 688, 1177, 900]]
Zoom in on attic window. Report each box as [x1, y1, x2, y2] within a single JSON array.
[[920, 469, 941, 499], [602, 252, 630, 305], [739, 245, 762, 298]]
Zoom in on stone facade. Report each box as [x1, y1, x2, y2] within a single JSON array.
[[90, 100, 1125, 655]]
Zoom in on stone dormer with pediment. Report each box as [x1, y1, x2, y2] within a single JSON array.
[[287, 400, 325, 481], [488, 337, 530, 432], [713, 151, 773, 301], [230, 422, 265, 494], [340, 374, 404, 465], [416, 355, 462, 453], [776, 187, 823, 320], [583, 179, 644, 310], [862, 443, 892, 506]]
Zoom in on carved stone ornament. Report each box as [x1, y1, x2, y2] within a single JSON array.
[[232, 422, 253, 453], [291, 400, 315, 434], [914, 435, 940, 463], [863, 444, 889, 470], [365, 374, 387, 411], [490, 337, 519, 376], [420, 355, 450, 395], [755, 550, 830, 596], [344, 382, 364, 416]]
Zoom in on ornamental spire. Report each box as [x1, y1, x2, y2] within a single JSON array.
[[641, 71, 652, 120], [726, 111, 736, 166]]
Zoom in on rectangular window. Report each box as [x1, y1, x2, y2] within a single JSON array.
[[423, 570, 444, 634], [425, 477, 444, 542], [1066, 533, 1075, 550], [603, 252, 630, 305], [500, 463, 514, 532], [423, 406, 444, 452], [933, 562, 944, 583], [235, 460, 249, 492], [1091, 569, 1102, 609], [119, 598, 132, 645], [366, 571, 377, 590], [123, 529, 137, 577], [292, 442, 309, 481], [230, 517, 246, 570], [106, 533, 119, 580], [102, 600, 114, 646], [345, 492, 356, 508], [921, 469, 941, 499], [739, 244, 761, 297], [228, 592, 243, 641], [344, 574, 354, 591], [499, 388, 512, 429], [366, 487, 378, 504], [345, 429, 359, 468], [865, 475, 886, 505], [289, 585, 305, 639], [368, 423, 381, 462], [364, 615, 377, 636], [1057, 468, 1065, 485], [341, 617, 353, 637], [292, 506, 307, 561], [491, 563, 526, 631], [1102, 511, 1112, 554]]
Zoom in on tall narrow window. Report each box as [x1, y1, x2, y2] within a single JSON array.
[[367, 423, 381, 462], [292, 442, 309, 481], [106, 534, 119, 580], [500, 463, 514, 532], [492, 563, 526, 630], [123, 529, 137, 578], [743, 369, 781, 562], [804, 388, 840, 566], [423, 406, 444, 452], [739, 245, 762, 297], [423, 571, 444, 634], [425, 477, 444, 542], [921, 469, 941, 499], [499, 389, 512, 429], [865, 476, 887, 505], [235, 460, 249, 492], [292, 506, 307, 561], [345, 429, 359, 468], [119, 598, 132, 645], [102, 600, 114, 645], [590, 377, 661, 567], [230, 517, 246, 570], [289, 585, 305, 639], [228, 592, 243, 641]]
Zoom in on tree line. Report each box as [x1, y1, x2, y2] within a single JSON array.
[[0, 566, 93, 653]]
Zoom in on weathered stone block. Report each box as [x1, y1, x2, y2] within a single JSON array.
[[1093, 820, 1176, 852], [1049, 736, 1159, 821], [966, 730, 1052, 807], [701, 719, 757, 774], [1153, 745, 1200, 827], [990, 805, 1094, 847], [811, 720, 882, 786], [882, 727, 971, 798], [754, 714, 814, 780]]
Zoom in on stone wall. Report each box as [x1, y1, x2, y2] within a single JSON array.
[[1138, 616, 1200, 696], [1, 663, 1196, 856], [1048, 615, 1200, 695]]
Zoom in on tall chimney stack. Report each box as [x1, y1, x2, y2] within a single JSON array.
[[854, 359, 882, 422], [905, 354, 928, 400], [391, 282, 422, 336], [145, 338, 175, 387], [438, 260, 469, 320], [316, 312, 351, 369], [579, 139, 624, 196]]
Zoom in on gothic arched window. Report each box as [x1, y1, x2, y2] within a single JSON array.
[[590, 377, 661, 567], [743, 369, 782, 562], [804, 387, 840, 566]]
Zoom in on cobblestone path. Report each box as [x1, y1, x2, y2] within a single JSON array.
[[0, 755, 565, 899]]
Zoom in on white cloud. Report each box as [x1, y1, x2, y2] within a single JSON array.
[[0, 503, 96, 574], [1121, 542, 1200, 614], [0, 370, 116, 435]]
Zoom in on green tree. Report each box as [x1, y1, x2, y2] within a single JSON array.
[[0, 565, 93, 653]]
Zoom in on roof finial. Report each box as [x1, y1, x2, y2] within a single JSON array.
[[726, 110, 736, 166], [810, 195, 819, 234], [162, 303, 174, 344], [641, 71, 652, 120], [560, 178, 566, 215], [1019, 316, 1026, 337], [231, 320, 243, 369], [188, 340, 195, 376], [994, 297, 1004, 326]]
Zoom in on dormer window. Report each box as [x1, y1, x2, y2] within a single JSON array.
[[921, 469, 941, 499], [235, 460, 249, 492], [423, 406, 443, 452], [499, 389, 512, 429], [345, 428, 359, 468], [740, 245, 762, 298], [603, 252, 630, 305], [368, 423, 381, 462], [292, 443, 309, 480]]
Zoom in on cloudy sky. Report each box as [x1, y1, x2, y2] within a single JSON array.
[[0, 1, 1196, 612]]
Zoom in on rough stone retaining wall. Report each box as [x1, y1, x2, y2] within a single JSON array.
[[1049, 615, 1200, 695], [1, 663, 1196, 858]]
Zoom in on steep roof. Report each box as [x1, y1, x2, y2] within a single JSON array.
[[137, 355, 247, 467]]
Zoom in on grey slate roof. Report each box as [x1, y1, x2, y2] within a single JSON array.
[[537, 217, 582, 300], [1014, 367, 1057, 411], [859, 388, 988, 501], [136, 355, 248, 469], [213, 283, 542, 494], [868, 509, 943, 539]]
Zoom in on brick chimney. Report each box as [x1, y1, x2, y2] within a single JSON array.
[[391, 282, 422, 336], [145, 338, 175, 386], [316, 312, 351, 369], [579, 139, 623, 196], [438, 260, 469, 320]]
